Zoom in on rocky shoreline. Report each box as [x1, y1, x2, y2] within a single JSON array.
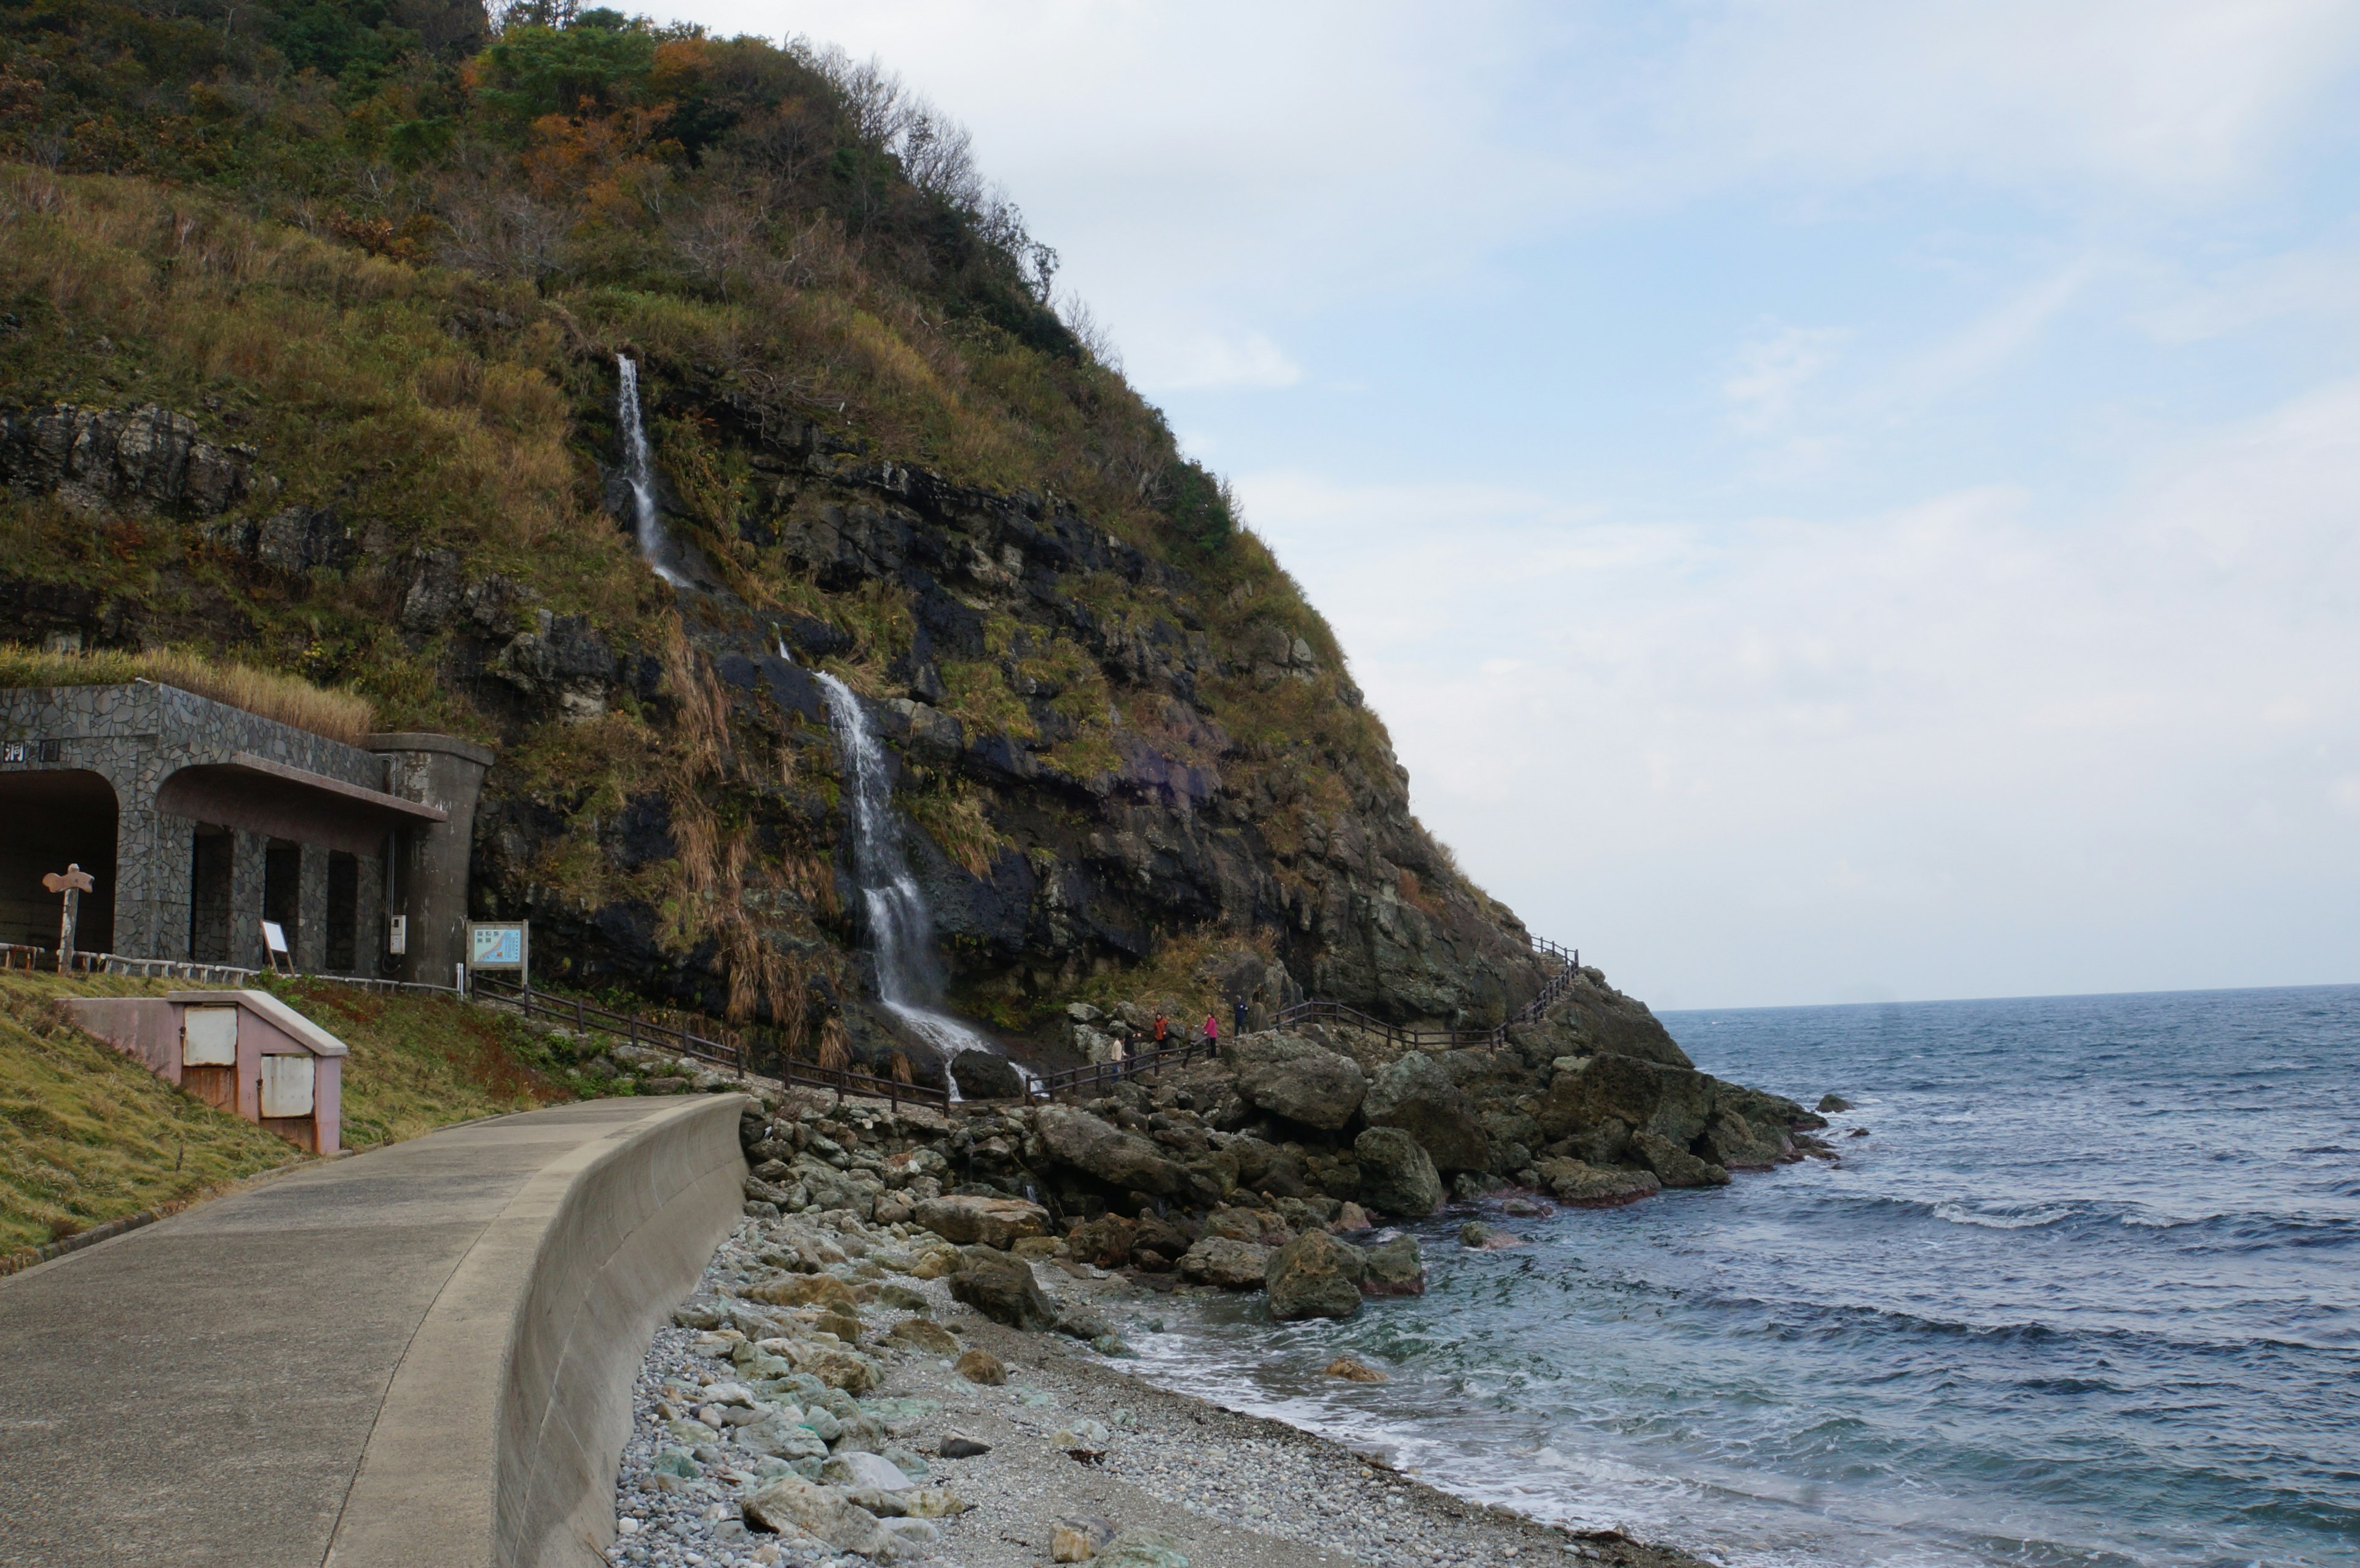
[[597, 982, 1831, 1566], [608, 1199, 1718, 1568]]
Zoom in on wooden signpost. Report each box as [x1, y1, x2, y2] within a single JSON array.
[[41, 863, 95, 973]]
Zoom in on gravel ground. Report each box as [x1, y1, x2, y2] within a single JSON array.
[[607, 1205, 1709, 1568]]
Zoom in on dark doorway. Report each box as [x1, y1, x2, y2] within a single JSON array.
[[264, 840, 301, 958], [326, 852, 358, 973], [190, 830, 233, 961], [0, 770, 119, 952]]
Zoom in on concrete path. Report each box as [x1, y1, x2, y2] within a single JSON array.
[[0, 1098, 730, 1568]]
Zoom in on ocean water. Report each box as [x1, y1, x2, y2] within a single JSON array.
[[1126, 986, 2360, 1567]]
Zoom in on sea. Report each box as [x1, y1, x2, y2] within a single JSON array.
[[1126, 985, 2360, 1567]]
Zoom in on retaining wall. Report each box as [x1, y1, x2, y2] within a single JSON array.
[[325, 1093, 748, 1568]]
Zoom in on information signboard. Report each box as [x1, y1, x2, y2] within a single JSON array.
[[465, 920, 529, 984]]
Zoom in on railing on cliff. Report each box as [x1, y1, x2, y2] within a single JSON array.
[[1028, 934, 1583, 1102], [1273, 934, 1581, 1051], [470, 974, 950, 1111]]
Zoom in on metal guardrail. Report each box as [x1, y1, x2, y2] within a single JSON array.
[[1031, 1035, 1218, 1099], [470, 974, 950, 1111]]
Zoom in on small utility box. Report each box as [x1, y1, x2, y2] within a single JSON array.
[[66, 989, 348, 1154]]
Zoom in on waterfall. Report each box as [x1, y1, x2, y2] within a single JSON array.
[[615, 355, 685, 586], [815, 670, 1032, 1096]]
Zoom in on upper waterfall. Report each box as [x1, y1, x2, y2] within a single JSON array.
[[615, 355, 686, 586]]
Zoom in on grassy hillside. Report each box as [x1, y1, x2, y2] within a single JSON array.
[[0, 971, 607, 1254], [0, 0, 1552, 1065]]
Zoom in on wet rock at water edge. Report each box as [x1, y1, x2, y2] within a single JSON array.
[[1265, 1229, 1366, 1320], [1359, 1233, 1426, 1296], [1324, 1355, 1389, 1382], [1178, 1235, 1272, 1288], [1533, 1156, 1662, 1207], [1633, 1131, 1729, 1190], [1353, 1126, 1443, 1217]]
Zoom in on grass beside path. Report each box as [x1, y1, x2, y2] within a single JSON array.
[[0, 972, 614, 1255]]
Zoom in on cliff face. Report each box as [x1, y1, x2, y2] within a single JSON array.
[[0, 7, 1602, 1075], [448, 383, 1553, 1057]]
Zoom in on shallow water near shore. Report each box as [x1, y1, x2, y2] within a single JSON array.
[[1125, 984, 2360, 1567]]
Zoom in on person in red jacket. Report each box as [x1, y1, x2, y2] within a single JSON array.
[[1202, 1011, 1219, 1046], [1153, 1012, 1168, 1046]]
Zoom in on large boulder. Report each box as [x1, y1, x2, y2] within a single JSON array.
[[1033, 1106, 1188, 1196], [912, 1194, 1050, 1249], [741, 1475, 896, 1557], [950, 1049, 1027, 1100], [1358, 1234, 1425, 1296], [1066, 1213, 1136, 1268], [1265, 1231, 1366, 1320], [1220, 1032, 1367, 1131], [1534, 1156, 1661, 1207], [947, 1245, 1056, 1331], [1178, 1236, 1273, 1289], [1352, 1127, 1442, 1218], [1361, 1052, 1490, 1171], [1228, 1136, 1308, 1198], [1535, 1054, 1718, 1146], [1633, 1131, 1729, 1190], [1699, 1109, 1789, 1170]]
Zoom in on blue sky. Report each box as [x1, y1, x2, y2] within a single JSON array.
[[658, 1, 2360, 1008]]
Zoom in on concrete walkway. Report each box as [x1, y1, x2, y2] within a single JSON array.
[[0, 1097, 738, 1568]]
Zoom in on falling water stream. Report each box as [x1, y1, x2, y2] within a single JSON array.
[[616, 355, 686, 586], [814, 669, 1032, 1097]]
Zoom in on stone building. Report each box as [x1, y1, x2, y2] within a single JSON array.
[[0, 681, 489, 983]]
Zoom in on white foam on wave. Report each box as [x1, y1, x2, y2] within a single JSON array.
[[1930, 1201, 2074, 1230]]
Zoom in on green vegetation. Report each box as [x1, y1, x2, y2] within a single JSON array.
[[0, 0, 1457, 1036], [0, 970, 608, 1254]]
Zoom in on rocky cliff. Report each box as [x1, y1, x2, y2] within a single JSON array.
[[0, 6, 1669, 1083]]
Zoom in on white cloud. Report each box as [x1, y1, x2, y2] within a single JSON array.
[[1724, 324, 1846, 434], [1238, 376, 2360, 1005], [1129, 329, 1304, 392]]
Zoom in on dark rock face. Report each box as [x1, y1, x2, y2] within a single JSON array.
[[1534, 1157, 1662, 1207], [1221, 1032, 1367, 1131], [1353, 1126, 1442, 1217], [1034, 1105, 1187, 1196], [1632, 1131, 1729, 1190], [1361, 1051, 1489, 1172], [949, 1051, 1026, 1102], [0, 404, 256, 517], [1358, 1234, 1426, 1296], [947, 1245, 1056, 1330], [1265, 1231, 1366, 1320], [1508, 972, 1694, 1070], [1537, 1054, 1719, 1147]]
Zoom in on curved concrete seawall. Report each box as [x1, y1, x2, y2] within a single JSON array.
[[0, 1094, 747, 1568]]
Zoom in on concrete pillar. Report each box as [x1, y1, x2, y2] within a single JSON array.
[[366, 733, 494, 987], [296, 844, 329, 974], [148, 812, 195, 960], [355, 850, 385, 977], [231, 830, 269, 970]]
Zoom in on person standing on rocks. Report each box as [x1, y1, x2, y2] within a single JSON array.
[[1154, 1012, 1168, 1047], [1202, 1011, 1219, 1048], [1233, 998, 1249, 1037]]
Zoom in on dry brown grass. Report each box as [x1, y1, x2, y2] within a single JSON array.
[[0, 645, 377, 745]]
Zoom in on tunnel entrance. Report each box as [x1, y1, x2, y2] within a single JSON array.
[[0, 770, 119, 953]]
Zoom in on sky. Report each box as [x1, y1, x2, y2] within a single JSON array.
[[651, 0, 2360, 1009]]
